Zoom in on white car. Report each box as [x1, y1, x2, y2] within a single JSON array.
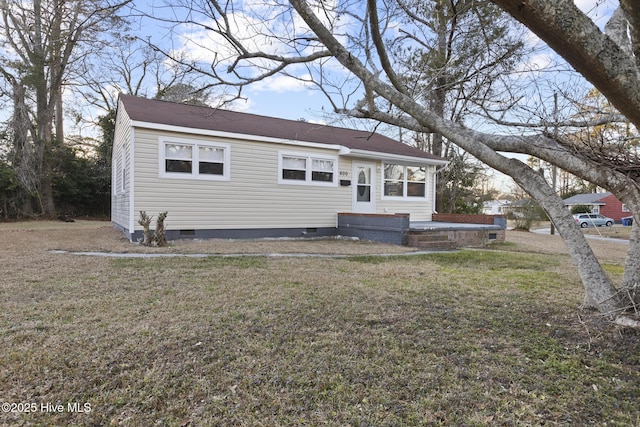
[[573, 214, 614, 228]]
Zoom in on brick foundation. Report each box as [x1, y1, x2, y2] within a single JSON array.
[[432, 213, 507, 228]]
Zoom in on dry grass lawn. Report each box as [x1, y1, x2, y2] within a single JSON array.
[[0, 220, 638, 426]]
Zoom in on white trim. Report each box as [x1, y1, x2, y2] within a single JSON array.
[[432, 167, 439, 214], [352, 161, 376, 213], [347, 148, 448, 166], [120, 149, 126, 193], [113, 142, 126, 196], [131, 120, 445, 165], [128, 131, 135, 235], [113, 149, 121, 196], [134, 120, 343, 153], [277, 150, 338, 187], [158, 137, 230, 181], [380, 162, 429, 201]]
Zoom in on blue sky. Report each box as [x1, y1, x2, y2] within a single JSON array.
[[224, 79, 330, 123], [134, 0, 362, 124], [127, 0, 619, 192], [133, 0, 617, 123]]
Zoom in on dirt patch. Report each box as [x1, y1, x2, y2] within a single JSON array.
[[0, 220, 419, 256], [505, 229, 628, 265], [1, 220, 630, 262]]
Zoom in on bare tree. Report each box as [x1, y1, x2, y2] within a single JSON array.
[[389, 0, 527, 212], [493, 0, 640, 128], [152, 1, 640, 318], [76, 39, 204, 114], [0, 0, 131, 216]]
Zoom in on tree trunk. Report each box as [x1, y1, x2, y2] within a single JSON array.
[[495, 159, 621, 313], [480, 155, 623, 314], [621, 213, 640, 308], [267, 0, 638, 315], [432, 0, 447, 213], [40, 160, 56, 216], [55, 89, 64, 145]]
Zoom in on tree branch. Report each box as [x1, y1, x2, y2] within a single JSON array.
[[491, 0, 640, 128], [367, 0, 407, 95]]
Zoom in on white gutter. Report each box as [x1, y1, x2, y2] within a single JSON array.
[[345, 148, 449, 165], [131, 120, 345, 152], [131, 120, 449, 165]]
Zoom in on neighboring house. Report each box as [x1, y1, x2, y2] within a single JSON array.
[[563, 192, 630, 222], [112, 94, 447, 241], [482, 200, 511, 215]]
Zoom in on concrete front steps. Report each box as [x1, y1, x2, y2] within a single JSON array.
[[406, 230, 457, 250]]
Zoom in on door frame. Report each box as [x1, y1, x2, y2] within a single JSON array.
[[352, 161, 376, 213]]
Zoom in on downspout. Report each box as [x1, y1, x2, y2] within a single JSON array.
[[432, 164, 447, 215]]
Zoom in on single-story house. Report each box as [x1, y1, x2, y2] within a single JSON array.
[[112, 94, 448, 242], [482, 200, 511, 215], [563, 192, 630, 222]]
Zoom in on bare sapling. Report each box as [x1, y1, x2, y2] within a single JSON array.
[[138, 211, 153, 246], [137, 211, 169, 246], [153, 211, 168, 247]]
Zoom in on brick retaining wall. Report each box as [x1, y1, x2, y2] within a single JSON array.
[[432, 213, 507, 228]]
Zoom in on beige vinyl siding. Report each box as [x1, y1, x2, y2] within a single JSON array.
[[132, 128, 352, 231], [376, 199, 431, 220], [111, 105, 132, 230]]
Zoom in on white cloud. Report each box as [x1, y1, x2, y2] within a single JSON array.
[[574, 0, 613, 14], [526, 52, 554, 71], [574, 0, 617, 29], [574, 0, 598, 12], [173, 1, 335, 68], [249, 72, 314, 93]]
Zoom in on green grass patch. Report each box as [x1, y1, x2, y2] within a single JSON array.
[[1, 250, 638, 426], [351, 249, 559, 270], [602, 263, 625, 275]]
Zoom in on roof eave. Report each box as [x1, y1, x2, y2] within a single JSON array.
[[344, 149, 449, 165], [565, 201, 606, 205], [130, 120, 446, 162], [130, 120, 344, 152]]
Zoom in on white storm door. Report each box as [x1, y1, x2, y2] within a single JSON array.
[[353, 162, 376, 213]]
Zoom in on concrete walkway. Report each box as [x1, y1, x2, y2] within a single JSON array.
[[410, 221, 502, 230], [531, 228, 629, 244], [50, 249, 448, 259]]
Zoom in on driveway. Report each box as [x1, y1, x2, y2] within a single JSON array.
[[531, 227, 629, 244]]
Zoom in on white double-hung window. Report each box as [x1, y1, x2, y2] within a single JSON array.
[[279, 152, 337, 186], [160, 138, 230, 180], [383, 163, 427, 199]]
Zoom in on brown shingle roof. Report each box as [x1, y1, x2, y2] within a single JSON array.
[[119, 94, 445, 162]]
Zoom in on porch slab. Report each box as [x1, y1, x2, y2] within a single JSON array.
[[337, 213, 506, 248], [410, 221, 503, 231]]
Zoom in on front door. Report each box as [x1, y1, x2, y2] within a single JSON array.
[[353, 162, 376, 213]]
